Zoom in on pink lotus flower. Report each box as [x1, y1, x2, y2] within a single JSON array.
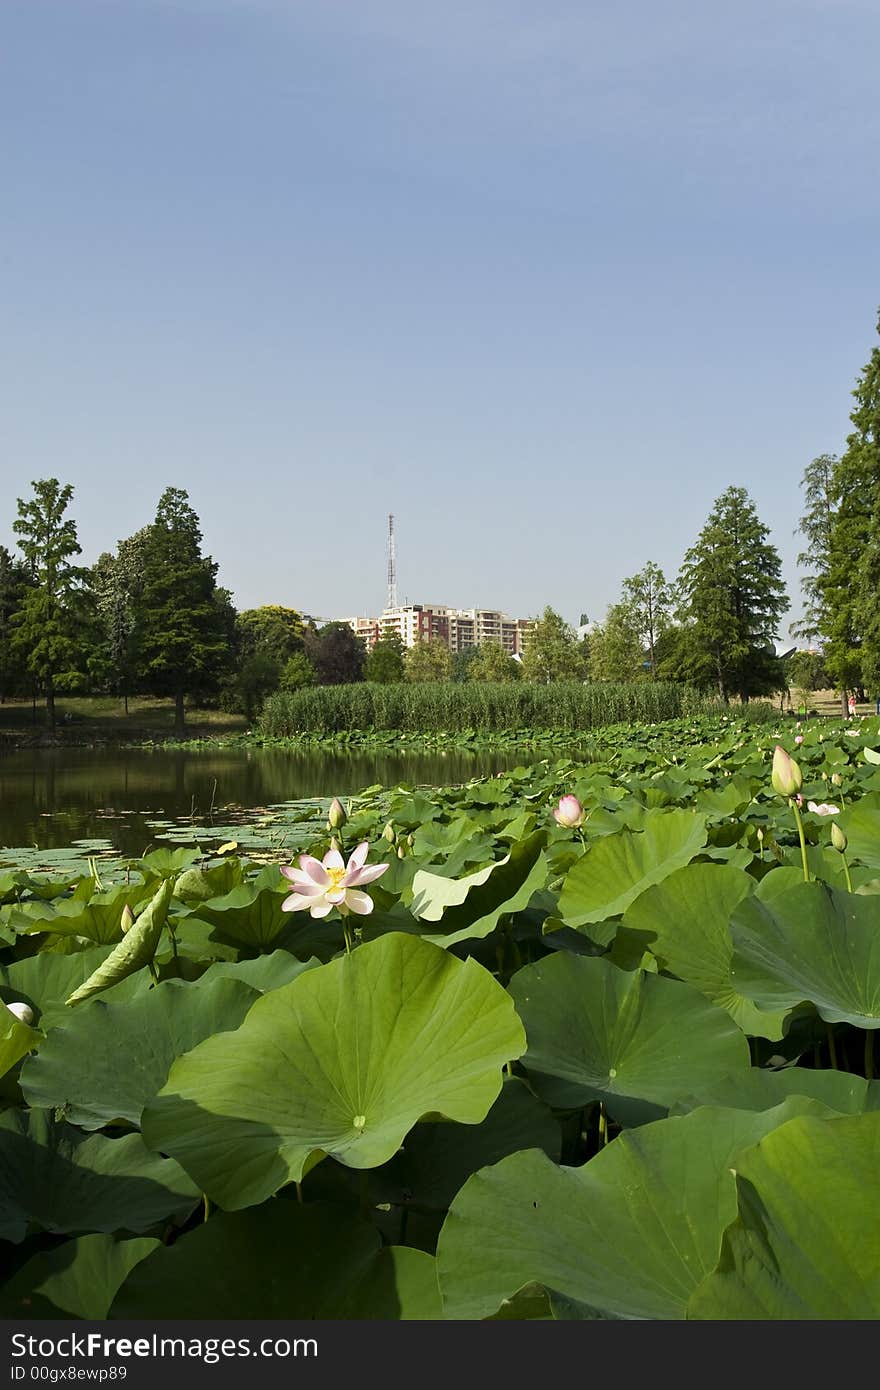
[[553, 794, 585, 828], [807, 801, 840, 816], [794, 735, 804, 745], [280, 842, 389, 918]]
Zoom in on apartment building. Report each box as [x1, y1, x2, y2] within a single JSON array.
[[345, 605, 534, 655]]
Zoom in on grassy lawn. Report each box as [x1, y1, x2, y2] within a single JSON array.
[[0, 697, 249, 740]]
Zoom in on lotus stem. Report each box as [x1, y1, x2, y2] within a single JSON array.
[[842, 854, 853, 894], [825, 1023, 838, 1070], [791, 799, 810, 883], [203, 1194, 210, 1222], [598, 1102, 608, 1147]]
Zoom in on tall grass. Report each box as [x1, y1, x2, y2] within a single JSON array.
[[259, 681, 723, 736]]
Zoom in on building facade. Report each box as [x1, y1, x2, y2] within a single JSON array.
[[345, 605, 534, 655]]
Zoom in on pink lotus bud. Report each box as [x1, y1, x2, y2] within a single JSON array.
[[5, 1001, 34, 1027], [120, 904, 134, 934], [831, 822, 847, 853], [553, 795, 585, 829], [771, 745, 803, 798], [794, 735, 803, 745], [831, 772, 843, 787], [328, 798, 347, 830]]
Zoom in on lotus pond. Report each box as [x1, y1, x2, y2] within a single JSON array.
[[2, 712, 880, 1320]]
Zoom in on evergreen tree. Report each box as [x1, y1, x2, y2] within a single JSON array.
[[133, 488, 235, 732], [10, 479, 91, 730], [0, 546, 32, 702], [792, 454, 837, 646], [91, 527, 151, 711], [520, 607, 587, 683], [674, 486, 788, 702], [847, 313, 880, 698]]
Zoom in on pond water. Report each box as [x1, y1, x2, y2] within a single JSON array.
[[0, 745, 546, 860]]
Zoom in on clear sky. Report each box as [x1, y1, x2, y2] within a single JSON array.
[[1, 1, 878, 634]]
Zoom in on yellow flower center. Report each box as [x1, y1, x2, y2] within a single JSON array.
[[326, 866, 347, 891]]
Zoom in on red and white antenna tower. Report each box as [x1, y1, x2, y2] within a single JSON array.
[[387, 513, 398, 611]]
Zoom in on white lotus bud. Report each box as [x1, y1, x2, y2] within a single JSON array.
[[6, 1001, 34, 1027]]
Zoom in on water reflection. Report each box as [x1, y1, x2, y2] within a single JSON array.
[[0, 745, 543, 857]]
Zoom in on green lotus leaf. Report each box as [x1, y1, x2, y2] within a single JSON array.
[[557, 810, 708, 943], [509, 952, 750, 1125], [109, 1201, 441, 1319], [836, 794, 880, 868], [672, 1066, 880, 1116], [0, 1008, 42, 1080], [1, 947, 149, 1032], [8, 882, 149, 944], [730, 881, 880, 1028], [173, 859, 243, 903], [2, 1235, 159, 1319], [409, 830, 547, 945], [189, 951, 321, 993], [65, 879, 175, 1007], [689, 1112, 880, 1318], [20, 977, 260, 1129], [0, 1109, 199, 1243], [437, 1099, 830, 1320], [183, 877, 290, 950], [143, 932, 526, 1208], [621, 863, 788, 1038]]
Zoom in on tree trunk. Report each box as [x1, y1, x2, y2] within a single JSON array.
[[841, 691, 849, 716], [175, 689, 186, 736], [46, 683, 55, 733]]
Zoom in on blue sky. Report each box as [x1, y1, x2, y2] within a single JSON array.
[[1, 1, 878, 633]]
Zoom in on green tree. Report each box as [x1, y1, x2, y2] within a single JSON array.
[[10, 479, 92, 730], [305, 622, 366, 685], [132, 487, 236, 733], [236, 606, 306, 665], [469, 640, 521, 682], [404, 638, 453, 682], [279, 651, 317, 692], [451, 646, 480, 682], [786, 649, 828, 696], [91, 528, 151, 711], [520, 607, 587, 683], [792, 454, 837, 647], [0, 546, 32, 702], [365, 635, 405, 683], [673, 486, 788, 702], [620, 562, 675, 677], [848, 313, 880, 698], [588, 603, 645, 682]]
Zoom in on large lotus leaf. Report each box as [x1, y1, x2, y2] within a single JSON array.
[[836, 794, 880, 868], [0, 1109, 199, 1243], [2, 1235, 159, 1319], [189, 951, 321, 993], [184, 880, 290, 950], [65, 879, 175, 1007], [730, 881, 880, 1028], [694, 778, 755, 819], [437, 1099, 831, 1320], [411, 817, 495, 876], [557, 810, 708, 944], [0, 1008, 42, 1080], [143, 932, 526, 1208], [408, 830, 547, 945], [509, 953, 750, 1125], [109, 1201, 441, 1319], [689, 1112, 880, 1318], [672, 1067, 880, 1117], [20, 977, 260, 1129], [311, 1077, 561, 1216], [173, 859, 243, 904], [621, 864, 788, 1039], [0, 947, 149, 1032]]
